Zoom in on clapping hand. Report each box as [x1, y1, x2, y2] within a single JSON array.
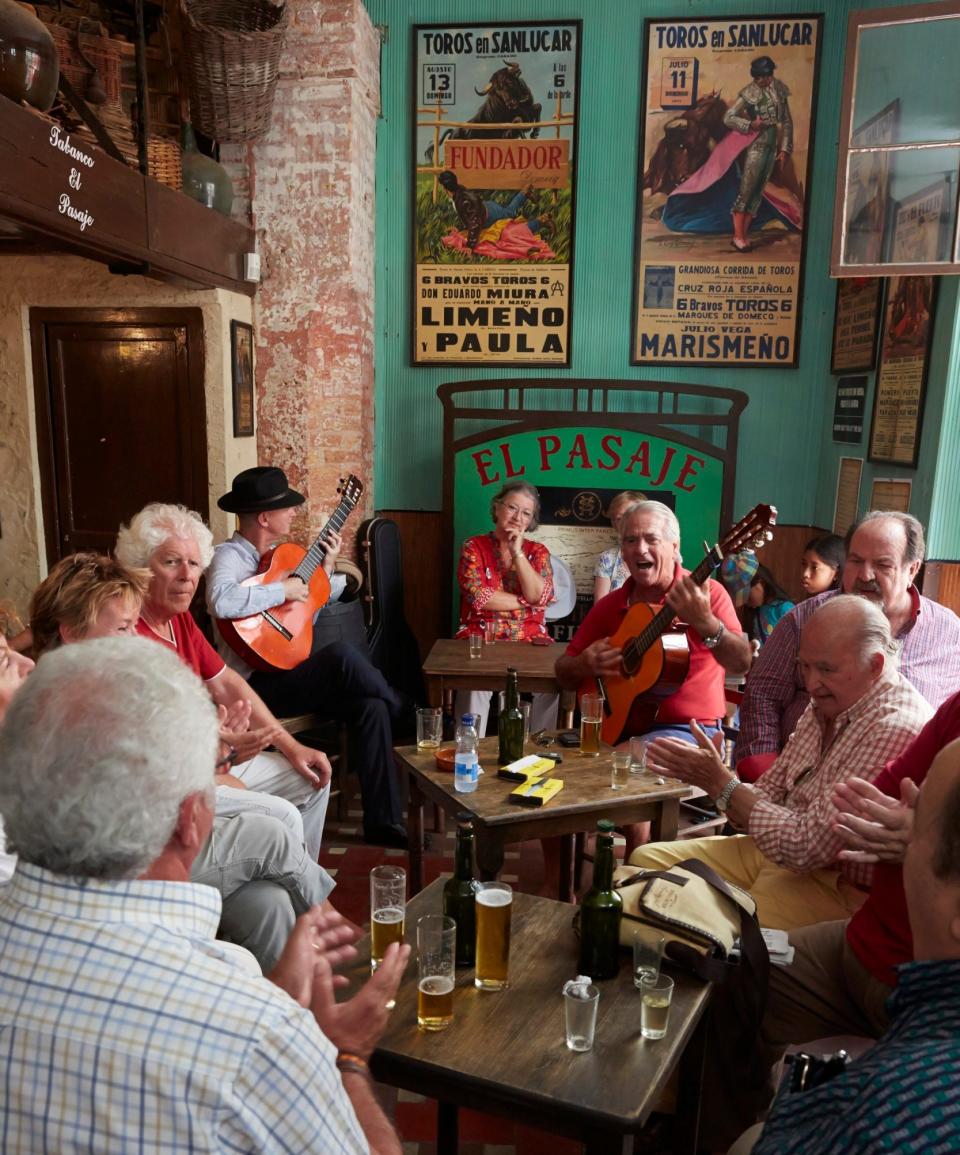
[[834, 776, 918, 864]]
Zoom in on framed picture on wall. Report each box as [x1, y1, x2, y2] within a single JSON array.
[[230, 320, 255, 438], [867, 275, 938, 467], [632, 14, 823, 367], [830, 277, 883, 373], [411, 21, 582, 366], [891, 178, 952, 265]]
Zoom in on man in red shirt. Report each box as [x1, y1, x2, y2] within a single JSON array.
[[556, 500, 751, 739], [556, 500, 751, 854]]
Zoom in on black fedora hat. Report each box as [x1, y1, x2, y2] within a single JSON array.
[[218, 467, 305, 513]]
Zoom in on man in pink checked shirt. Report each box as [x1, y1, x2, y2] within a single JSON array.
[[629, 595, 932, 931], [734, 511, 960, 781]]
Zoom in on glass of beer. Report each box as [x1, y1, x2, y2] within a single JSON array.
[[416, 915, 456, 1031], [580, 693, 603, 756], [474, 881, 512, 990], [370, 865, 406, 974]]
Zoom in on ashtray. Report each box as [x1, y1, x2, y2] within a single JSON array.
[[435, 745, 456, 772]]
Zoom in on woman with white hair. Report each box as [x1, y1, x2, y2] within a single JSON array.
[[116, 503, 330, 860]]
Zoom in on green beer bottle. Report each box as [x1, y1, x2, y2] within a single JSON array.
[[578, 819, 623, 980], [498, 666, 524, 766], [443, 812, 479, 967]]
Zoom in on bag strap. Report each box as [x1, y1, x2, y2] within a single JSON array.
[[615, 868, 689, 891]]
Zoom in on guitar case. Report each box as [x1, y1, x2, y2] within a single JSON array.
[[357, 517, 426, 705]]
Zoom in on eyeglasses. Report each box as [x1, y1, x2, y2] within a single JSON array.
[[215, 747, 238, 771], [498, 502, 534, 521]]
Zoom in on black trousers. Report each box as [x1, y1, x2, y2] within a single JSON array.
[[250, 641, 403, 833]]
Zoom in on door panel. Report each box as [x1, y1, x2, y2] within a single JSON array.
[[30, 308, 208, 562]]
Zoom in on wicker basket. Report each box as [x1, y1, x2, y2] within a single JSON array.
[[179, 0, 287, 142], [148, 136, 182, 190], [45, 20, 123, 109]]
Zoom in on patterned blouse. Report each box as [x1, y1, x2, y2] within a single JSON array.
[[594, 546, 630, 592], [456, 532, 553, 642]]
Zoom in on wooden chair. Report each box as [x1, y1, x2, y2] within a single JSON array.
[[279, 714, 348, 821]]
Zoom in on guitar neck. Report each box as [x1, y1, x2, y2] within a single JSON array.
[[293, 501, 354, 582], [621, 554, 717, 675]]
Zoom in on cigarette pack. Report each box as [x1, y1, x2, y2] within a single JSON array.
[[497, 755, 556, 782], [508, 777, 564, 807]]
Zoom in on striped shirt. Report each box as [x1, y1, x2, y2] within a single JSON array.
[[0, 864, 368, 1154], [746, 672, 932, 881], [735, 587, 960, 766], [755, 959, 960, 1155]]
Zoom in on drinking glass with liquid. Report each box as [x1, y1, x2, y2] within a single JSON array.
[[474, 881, 512, 990], [579, 693, 603, 756], [369, 865, 406, 975], [417, 915, 456, 1031], [640, 973, 674, 1040]]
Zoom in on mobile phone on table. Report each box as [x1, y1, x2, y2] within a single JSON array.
[[557, 730, 580, 747]]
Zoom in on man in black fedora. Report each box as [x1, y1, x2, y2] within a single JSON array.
[[206, 467, 408, 849]]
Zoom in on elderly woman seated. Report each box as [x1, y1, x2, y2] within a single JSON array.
[[114, 503, 331, 860], [26, 552, 335, 971], [455, 481, 558, 735]]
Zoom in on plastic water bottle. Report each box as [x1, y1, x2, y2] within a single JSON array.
[[454, 713, 480, 794]]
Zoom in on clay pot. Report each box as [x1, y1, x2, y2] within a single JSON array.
[[0, 0, 59, 112], [180, 121, 234, 216]]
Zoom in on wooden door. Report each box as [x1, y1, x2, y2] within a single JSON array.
[[30, 308, 208, 563]]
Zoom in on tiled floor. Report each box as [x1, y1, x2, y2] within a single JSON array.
[[318, 803, 607, 1155]]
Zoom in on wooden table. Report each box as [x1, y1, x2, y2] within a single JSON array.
[[396, 736, 691, 902], [353, 878, 711, 1155], [422, 637, 572, 721]]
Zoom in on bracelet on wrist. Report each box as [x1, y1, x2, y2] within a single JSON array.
[[336, 1051, 370, 1078]]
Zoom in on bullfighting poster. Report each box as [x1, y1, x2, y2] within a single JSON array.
[[412, 22, 580, 366], [632, 16, 822, 367]]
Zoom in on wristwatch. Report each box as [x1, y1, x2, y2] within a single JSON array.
[[715, 774, 741, 814], [700, 622, 725, 650]]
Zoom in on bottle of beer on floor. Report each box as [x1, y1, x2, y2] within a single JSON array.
[[578, 819, 623, 981], [443, 811, 479, 967], [498, 666, 524, 766]]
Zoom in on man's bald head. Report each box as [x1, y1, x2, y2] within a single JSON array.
[[904, 738, 960, 959], [797, 595, 898, 719]]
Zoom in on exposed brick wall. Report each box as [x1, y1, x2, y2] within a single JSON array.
[[221, 0, 379, 550]]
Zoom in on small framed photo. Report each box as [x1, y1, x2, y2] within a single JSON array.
[[230, 320, 255, 438], [830, 278, 883, 374]]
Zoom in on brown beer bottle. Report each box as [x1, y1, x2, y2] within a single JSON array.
[[498, 666, 524, 765], [578, 819, 623, 980], [443, 812, 479, 967]]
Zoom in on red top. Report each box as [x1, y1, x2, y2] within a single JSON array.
[[565, 566, 741, 728], [846, 690, 960, 986], [136, 612, 225, 681], [456, 532, 553, 642]]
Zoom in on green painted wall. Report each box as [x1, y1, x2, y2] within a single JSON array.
[[367, 0, 958, 554]]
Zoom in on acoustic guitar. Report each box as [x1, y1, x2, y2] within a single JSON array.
[[216, 475, 363, 673], [589, 504, 777, 745]]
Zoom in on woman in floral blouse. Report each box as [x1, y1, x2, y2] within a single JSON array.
[[455, 482, 556, 735]]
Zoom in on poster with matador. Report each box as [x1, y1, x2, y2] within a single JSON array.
[[633, 15, 822, 367], [412, 21, 580, 366]]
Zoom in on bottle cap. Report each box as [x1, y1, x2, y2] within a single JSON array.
[[507, 666, 518, 674], [562, 975, 595, 999], [597, 819, 616, 834], [460, 714, 475, 725], [455, 811, 474, 825]]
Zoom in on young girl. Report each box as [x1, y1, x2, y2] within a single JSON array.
[[592, 490, 646, 602], [743, 563, 794, 647], [801, 533, 845, 597]]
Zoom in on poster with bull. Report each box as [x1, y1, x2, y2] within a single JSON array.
[[412, 22, 580, 366], [632, 16, 822, 367]]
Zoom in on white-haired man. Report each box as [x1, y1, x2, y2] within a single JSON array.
[[556, 500, 751, 854], [116, 502, 331, 861], [0, 638, 408, 1153], [635, 596, 933, 930], [736, 511, 960, 779]]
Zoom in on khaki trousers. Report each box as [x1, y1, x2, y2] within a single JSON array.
[[628, 834, 867, 930]]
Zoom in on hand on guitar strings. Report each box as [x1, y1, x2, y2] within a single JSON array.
[[577, 637, 624, 677], [282, 575, 310, 604], [663, 573, 717, 638], [646, 719, 731, 798], [321, 528, 343, 574]]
